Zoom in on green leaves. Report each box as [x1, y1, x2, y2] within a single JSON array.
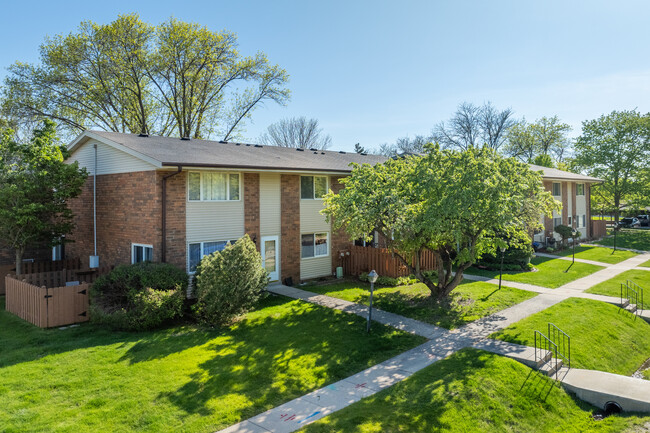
[[0, 120, 88, 270], [323, 147, 557, 299], [2, 14, 290, 140]]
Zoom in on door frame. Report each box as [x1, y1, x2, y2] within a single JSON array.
[[261, 235, 280, 282]]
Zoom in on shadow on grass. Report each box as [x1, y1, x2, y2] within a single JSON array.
[[519, 369, 557, 401]]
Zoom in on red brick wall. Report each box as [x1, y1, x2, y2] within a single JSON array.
[[281, 174, 300, 284], [66, 170, 186, 271], [586, 183, 592, 238], [159, 171, 186, 270], [329, 176, 352, 274], [244, 173, 261, 251]]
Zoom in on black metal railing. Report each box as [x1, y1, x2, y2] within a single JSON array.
[[627, 280, 645, 311], [548, 323, 571, 369], [534, 330, 559, 379], [621, 282, 640, 316]]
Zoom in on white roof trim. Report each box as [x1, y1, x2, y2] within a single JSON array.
[[67, 131, 163, 169]]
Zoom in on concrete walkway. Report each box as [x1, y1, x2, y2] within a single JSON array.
[[582, 242, 649, 254], [535, 252, 610, 267], [220, 255, 650, 432]]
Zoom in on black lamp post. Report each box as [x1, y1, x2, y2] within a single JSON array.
[[565, 229, 579, 273], [498, 246, 506, 291], [367, 270, 378, 333]]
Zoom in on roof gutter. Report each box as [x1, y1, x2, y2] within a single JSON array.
[[160, 162, 356, 174], [162, 165, 182, 263]]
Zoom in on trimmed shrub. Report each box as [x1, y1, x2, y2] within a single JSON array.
[[193, 235, 269, 326], [358, 272, 419, 286], [90, 262, 188, 331], [554, 224, 574, 247]]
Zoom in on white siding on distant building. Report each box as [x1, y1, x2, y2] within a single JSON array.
[[260, 173, 281, 236], [67, 139, 156, 174]]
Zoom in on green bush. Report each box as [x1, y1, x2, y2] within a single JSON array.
[[475, 246, 532, 271], [90, 262, 187, 331], [554, 224, 574, 247], [193, 235, 269, 326]]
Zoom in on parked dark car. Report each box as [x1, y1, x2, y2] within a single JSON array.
[[618, 217, 641, 228], [636, 215, 649, 227]]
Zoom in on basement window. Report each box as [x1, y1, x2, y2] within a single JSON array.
[[188, 172, 240, 201], [301, 176, 328, 199], [301, 232, 329, 258], [132, 244, 153, 264]]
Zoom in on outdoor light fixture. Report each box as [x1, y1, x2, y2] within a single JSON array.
[[565, 230, 580, 273], [367, 270, 378, 333], [498, 245, 506, 291]]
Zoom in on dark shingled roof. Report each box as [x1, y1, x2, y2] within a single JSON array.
[[89, 131, 386, 173]]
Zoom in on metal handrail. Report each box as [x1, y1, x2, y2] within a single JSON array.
[[621, 282, 640, 316], [534, 330, 559, 379], [627, 280, 645, 311], [548, 323, 570, 369]]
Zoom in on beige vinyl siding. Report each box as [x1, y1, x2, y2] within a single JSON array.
[[576, 193, 587, 238], [186, 201, 245, 243], [299, 200, 331, 279], [300, 200, 329, 233], [300, 256, 331, 280], [67, 139, 156, 174], [260, 173, 281, 236], [567, 183, 573, 221]]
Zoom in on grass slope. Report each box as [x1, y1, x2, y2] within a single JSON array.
[[491, 298, 650, 375], [640, 259, 650, 268], [300, 349, 649, 433], [586, 269, 650, 309], [464, 256, 603, 288], [0, 295, 424, 433], [596, 230, 650, 252], [303, 280, 536, 329], [551, 246, 637, 264]]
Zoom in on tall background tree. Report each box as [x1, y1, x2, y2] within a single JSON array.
[[504, 116, 572, 167], [1, 14, 290, 141], [573, 110, 650, 223], [323, 146, 556, 299], [378, 135, 431, 156], [432, 102, 515, 152], [259, 116, 331, 149], [0, 120, 87, 274]]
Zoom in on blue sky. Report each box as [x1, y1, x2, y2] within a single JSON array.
[[2, 0, 649, 152]]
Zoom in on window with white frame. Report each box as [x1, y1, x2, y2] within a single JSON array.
[[301, 176, 328, 199], [301, 232, 329, 258], [188, 240, 237, 272], [132, 244, 153, 264], [552, 182, 561, 197], [576, 183, 585, 196], [188, 172, 240, 201]]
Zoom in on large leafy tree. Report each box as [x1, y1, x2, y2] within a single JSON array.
[[2, 14, 290, 140], [323, 146, 557, 300], [504, 116, 572, 165], [0, 120, 87, 274], [573, 110, 650, 223]]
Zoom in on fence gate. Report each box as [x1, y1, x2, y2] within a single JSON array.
[[45, 284, 90, 327]]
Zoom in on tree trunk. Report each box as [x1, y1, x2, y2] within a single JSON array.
[[15, 247, 24, 275]]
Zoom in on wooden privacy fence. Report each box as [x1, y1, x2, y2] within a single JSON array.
[[337, 245, 437, 278], [5, 275, 90, 328], [16, 266, 111, 288], [0, 258, 82, 295], [591, 219, 607, 240]]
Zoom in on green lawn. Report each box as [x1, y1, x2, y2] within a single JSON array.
[[491, 298, 650, 376], [640, 259, 650, 268], [586, 269, 650, 309], [303, 280, 536, 330], [0, 295, 424, 433], [300, 349, 649, 433], [464, 256, 604, 289], [550, 245, 637, 264], [596, 229, 650, 252]]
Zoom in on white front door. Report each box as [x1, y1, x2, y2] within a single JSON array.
[[261, 235, 280, 281]]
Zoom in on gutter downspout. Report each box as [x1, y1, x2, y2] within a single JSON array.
[[93, 143, 97, 258], [162, 166, 183, 263]]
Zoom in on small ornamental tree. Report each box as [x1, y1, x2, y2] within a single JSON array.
[[193, 235, 269, 326], [554, 224, 574, 248], [323, 145, 558, 300], [0, 120, 87, 274]]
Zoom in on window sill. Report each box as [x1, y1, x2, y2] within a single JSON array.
[[301, 254, 330, 260]]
